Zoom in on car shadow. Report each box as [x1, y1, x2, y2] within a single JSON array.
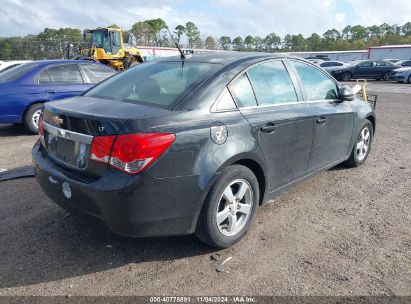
[[0, 181, 215, 288], [0, 123, 33, 137], [328, 163, 351, 171]]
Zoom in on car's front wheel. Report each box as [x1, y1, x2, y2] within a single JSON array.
[[408, 75, 411, 84], [342, 72, 352, 81], [24, 103, 43, 133], [383, 72, 390, 81], [344, 120, 373, 167], [196, 165, 259, 248]]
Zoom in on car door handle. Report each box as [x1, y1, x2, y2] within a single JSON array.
[[45, 90, 56, 94], [261, 123, 277, 133], [316, 117, 327, 125]]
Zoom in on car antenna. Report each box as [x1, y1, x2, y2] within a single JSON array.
[[166, 26, 185, 60]]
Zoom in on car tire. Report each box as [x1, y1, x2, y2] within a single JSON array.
[[408, 75, 411, 84], [342, 72, 351, 81], [383, 72, 390, 81], [24, 103, 43, 134], [344, 120, 373, 167], [195, 165, 259, 248]]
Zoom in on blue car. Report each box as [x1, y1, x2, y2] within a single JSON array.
[[390, 67, 411, 83], [0, 60, 116, 132]]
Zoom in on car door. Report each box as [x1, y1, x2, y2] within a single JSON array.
[[289, 60, 354, 172], [79, 63, 116, 85], [37, 64, 90, 100], [228, 60, 314, 191], [353, 61, 375, 78]]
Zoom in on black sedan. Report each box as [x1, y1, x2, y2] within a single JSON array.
[[32, 53, 376, 248], [331, 60, 399, 81]]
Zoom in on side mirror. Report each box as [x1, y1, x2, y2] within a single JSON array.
[[338, 85, 355, 101]]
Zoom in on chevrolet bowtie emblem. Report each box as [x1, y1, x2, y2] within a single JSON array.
[[52, 115, 63, 126]]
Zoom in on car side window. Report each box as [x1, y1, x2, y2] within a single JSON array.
[[38, 70, 52, 84], [229, 74, 257, 107], [247, 60, 298, 106], [46, 64, 84, 84], [291, 61, 338, 101], [80, 64, 115, 84], [376, 61, 386, 67], [360, 61, 373, 68], [404, 61, 411, 66], [214, 88, 237, 111]]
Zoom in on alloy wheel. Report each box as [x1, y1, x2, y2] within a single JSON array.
[[356, 126, 371, 161], [216, 179, 253, 237], [31, 109, 42, 129]]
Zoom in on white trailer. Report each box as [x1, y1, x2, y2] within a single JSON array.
[[368, 45, 411, 60], [290, 50, 368, 62]]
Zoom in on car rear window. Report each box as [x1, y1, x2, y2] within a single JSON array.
[[84, 61, 222, 109], [0, 63, 38, 83]]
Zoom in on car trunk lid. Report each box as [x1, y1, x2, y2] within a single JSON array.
[[41, 96, 170, 178]]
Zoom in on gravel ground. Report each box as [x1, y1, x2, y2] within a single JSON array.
[[0, 81, 410, 296]]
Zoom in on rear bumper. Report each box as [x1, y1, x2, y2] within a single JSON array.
[[32, 141, 213, 237]]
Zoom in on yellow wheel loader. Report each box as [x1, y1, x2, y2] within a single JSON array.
[[72, 27, 144, 71]]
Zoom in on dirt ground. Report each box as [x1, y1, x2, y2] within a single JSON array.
[[0, 81, 410, 296]]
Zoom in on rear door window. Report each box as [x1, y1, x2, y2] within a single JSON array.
[[247, 60, 298, 106], [229, 74, 257, 107], [80, 64, 115, 84], [291, 61, 338, 101], [46, 64, 84, 84], [38, 70, 52, 84]]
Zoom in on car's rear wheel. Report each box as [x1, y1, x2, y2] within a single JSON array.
[[24, 103, 43, 133], [383, 72, 390, 81], [195, 165, 259, 248], [342, 72, 351, 81], [344, 120, 373, 167], [408, 75, 411, 84]]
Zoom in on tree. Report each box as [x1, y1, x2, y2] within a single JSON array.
[[380, 23, 395, 37], [131, 21, 151, 45], [306, 33, 323, 51], [145, 18, 167, 46], [244, 35, 255, 51], [323, 28, 340, 41], [341, 25, 352, 40], [291, 34, 306, 51], [254, 36, 264, 51], [219, 36, 231, 50], [263, 33, 281, 52], [367, 25, 382, 39], [204, 36, 216, 49], [185, 22, 200, 48], [283, 34, 293, 51], [232, 36, 244, 51], [350, 25, 367, 41], [174, 25, 186, 44], [401, 22, 411, 36]]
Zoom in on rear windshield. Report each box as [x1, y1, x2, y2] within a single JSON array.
[[0, 63, 38, 83], [84, 61, 222, 109]]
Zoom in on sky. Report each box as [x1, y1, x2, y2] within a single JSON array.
[[1, 0, 411, 38]]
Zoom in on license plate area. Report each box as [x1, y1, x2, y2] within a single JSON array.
[[42, 122, 93, 170]]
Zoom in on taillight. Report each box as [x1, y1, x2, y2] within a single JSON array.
[[38, 115, 44, 139], [89, 133, 175, 175], [90, 135, 116, 163]]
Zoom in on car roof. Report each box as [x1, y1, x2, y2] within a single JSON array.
[[31, 59, 100, 66], [156, 52, 290, 65]]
